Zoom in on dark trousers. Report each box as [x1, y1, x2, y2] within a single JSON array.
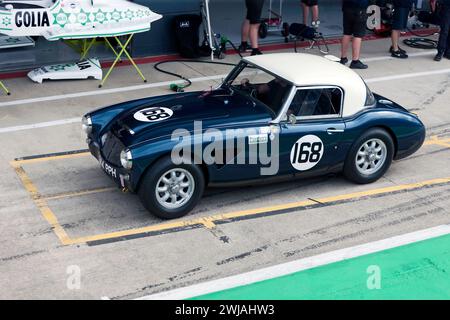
[[437, 4, 450, 55]]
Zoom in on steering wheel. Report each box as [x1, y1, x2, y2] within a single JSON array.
[[239, 79, 259, 99]]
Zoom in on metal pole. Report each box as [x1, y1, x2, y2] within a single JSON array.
[[204, 0, 214, 61], [0, 81, 10, 95]]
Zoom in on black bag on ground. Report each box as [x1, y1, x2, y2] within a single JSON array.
[[289, 23, 317, 40], [173, 14, 203, 58]]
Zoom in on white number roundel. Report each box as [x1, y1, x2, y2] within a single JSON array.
[[134, 107, 174, 122], [290, 135, 324, 171]]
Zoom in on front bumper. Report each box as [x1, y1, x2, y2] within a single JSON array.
[[88, 139, 133, 191]]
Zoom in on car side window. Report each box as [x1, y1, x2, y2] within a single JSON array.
[[288, 88, 342, 118]]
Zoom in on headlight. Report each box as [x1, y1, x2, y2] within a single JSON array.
[[82, 115, 92, 134], [120, 149, 133, 170]]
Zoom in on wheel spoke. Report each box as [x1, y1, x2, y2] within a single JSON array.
[[161, 193, 170, 202], [177, 173, 186, 182], [157, 186, 168, 193]]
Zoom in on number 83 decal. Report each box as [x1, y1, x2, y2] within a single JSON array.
[[290, 135, 324, 171]]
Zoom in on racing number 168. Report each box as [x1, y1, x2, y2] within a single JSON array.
[[292, 142, 323, 164]]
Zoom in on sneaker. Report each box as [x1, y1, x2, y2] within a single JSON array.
[[350, 60, 368, 69], [251, 48, 263, 56], [434, 53, 444, 61], [340, 57, 349, 65], [389, 46, 406, 54], [445, 53, 450, 60], [238, 42, 251, 53], [312, 20, 320, 29], [391, 50, 408, 59]]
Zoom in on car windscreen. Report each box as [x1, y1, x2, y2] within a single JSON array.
[[223, 63, 292, 118]]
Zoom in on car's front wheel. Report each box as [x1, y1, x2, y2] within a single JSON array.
[[344, 128, 395, 184], [138, 157, 205, 219]]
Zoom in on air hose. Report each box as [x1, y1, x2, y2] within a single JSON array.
[[154, 60, 237, 92], [154, 35, 246, 94], [403, 27, 438, 50]]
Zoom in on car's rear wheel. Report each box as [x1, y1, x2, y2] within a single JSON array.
[[344, 128, 394, 184], [138, 157, 205, 219]]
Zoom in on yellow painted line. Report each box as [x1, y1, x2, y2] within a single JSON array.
[[424, 141, 450, 148], [67, 176, 450, 245], [14, 152, 90, 165], [9, 135, 450, 246], [43, 187, 116, 202], [10, 162, 72, 246], [69, 219, 206, 245]]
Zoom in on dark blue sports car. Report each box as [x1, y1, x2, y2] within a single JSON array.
[[83, 53, 425, 219]]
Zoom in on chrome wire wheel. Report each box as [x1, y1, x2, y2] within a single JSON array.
[[155, 169, 195, 210], [355, 138, 388, 176]]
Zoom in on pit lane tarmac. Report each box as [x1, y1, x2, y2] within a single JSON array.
[[10, 135, 450, 247]]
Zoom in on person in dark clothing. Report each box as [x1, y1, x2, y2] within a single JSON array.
[[341, 0, 369, 69], [301, 0, 320, 28], [432, 0, 450, 61], [240, 0, 265, 56], [390, 0, 413, 58]]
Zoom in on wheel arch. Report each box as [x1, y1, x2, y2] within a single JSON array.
[[134, 152, 210, 193], [369, 125, 399, 157]]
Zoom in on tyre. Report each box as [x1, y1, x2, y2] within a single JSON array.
[[138, 157, 205, 219], [344, 128, 395, 184], [259, 23, 268, 39]]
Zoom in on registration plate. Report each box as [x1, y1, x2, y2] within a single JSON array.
[[100, 158, 118, 179]]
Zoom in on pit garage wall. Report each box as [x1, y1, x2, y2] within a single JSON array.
[[132, 0, 201, 57], [131, 0, 344, 57]]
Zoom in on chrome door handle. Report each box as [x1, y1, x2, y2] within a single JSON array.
[[327, 128, 345, 135]]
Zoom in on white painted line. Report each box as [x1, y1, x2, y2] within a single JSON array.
[[0, 74, 226, 109], [363, 51, 434, 62], [0, 51, 439, 109], [0, 117, 80, 133], [136, 224, 450, 300], [366, 68, 450, 84], [2, 65, 450, 134]]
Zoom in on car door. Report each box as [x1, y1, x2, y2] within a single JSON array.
[[277, 86, 346, 176]]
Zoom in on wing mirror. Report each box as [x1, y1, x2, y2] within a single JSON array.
[[288, 114, 297, 125]]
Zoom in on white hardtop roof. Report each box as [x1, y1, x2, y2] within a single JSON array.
[[244, 53, 368, 117]]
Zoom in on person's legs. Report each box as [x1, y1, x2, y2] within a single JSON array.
[[436, 5, 450, 59], [341, 35, 352, 61], [312, 5, 319, 22], [349, 8, 368, 69], [249, 23, 260, 49], [352, 37, 362, 61], [391, 7, 409, 58], [302, 3, 309, 25], [391, 29, 400, 51], [241, 19, 250, 43]]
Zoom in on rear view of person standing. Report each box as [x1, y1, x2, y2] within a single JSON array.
[[433, 0, 450, 61], [390, 0, 413, 58], [240, 0, 265, 56], [301, 0, 320, 28], [340, 0, 369, 69]]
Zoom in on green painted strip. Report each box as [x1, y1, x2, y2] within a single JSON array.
[[0, 28, 12, 31], [194, 234, 450, 300]]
